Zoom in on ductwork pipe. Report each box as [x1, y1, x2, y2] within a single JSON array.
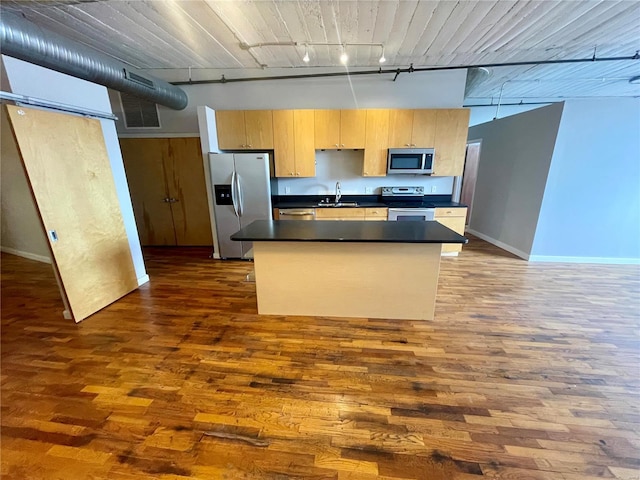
[[0, 11, 188, 110]]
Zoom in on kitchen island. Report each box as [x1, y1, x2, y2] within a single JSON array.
[[231, 220, 467, 320]]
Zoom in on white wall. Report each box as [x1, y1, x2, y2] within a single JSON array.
[[112, 68, 467, 135], [277, 150, 453, 196], [0, 107, 51, 262], [1, 55, 147, 283], [466, 103, 564, 259], [531, 98, 640, 263]]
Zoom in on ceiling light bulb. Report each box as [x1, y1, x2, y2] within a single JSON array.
[[340, 45, 348, 64], [379, 47, 386, 64], [303, 45, 310, 63]]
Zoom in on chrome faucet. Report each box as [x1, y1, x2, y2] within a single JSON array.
[[335, 182, 342, 203]]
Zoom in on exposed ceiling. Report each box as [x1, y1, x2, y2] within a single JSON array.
[[2, 0, 639, 103]]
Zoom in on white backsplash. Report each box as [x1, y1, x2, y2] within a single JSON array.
[[276, 150, 455, 196]]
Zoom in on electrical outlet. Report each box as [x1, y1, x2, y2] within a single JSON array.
[[431, 186, 437, 193], [285, 187, 291, 194], [365, 187, 373, 194]]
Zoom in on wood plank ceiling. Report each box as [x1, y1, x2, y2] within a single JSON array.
[[1, 0, 639, 101]]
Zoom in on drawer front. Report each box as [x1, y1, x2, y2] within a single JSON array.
[[364, 207, 388, 218], [315, 208, 365, 219], [434, 207, 467, 218]]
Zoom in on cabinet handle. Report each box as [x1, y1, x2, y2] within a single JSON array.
[[163, 197, 171, 203], [289, 172, 294, 176], [405, 143, 410, 147], [335, 144, 339, 147], [296, 172, 300, 176], [341, 144, 345, 147], [364, 172, 368, 176], [247, 144, 252, 148]]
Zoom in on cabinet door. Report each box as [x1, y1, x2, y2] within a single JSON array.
[[363, 109, 389, 177], [120, 138, 176, 246], [314, 110, 340, 149], [364, 207, 388, 221], [388, 109, 414, 147], [294, 110, 316, 177], [433, 109, 470, 176], [272, 110, 296, 177], [340, 110, 366, 148], [316, 208, 364, 220], [411, 110, 437, 147], [215, 111, 246, 150], [164, 138, 213, 246], [244, 110, 273, 149]]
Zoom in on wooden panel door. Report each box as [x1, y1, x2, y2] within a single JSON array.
[[244, 110, 273, 149], [164, 138, 213, 245], [294, 110, 316, 177], [388, 109, 414, 147], [272, 110, 296, 177], [314, 110, 340, 149], [120, 138, 176, 245], [363, 109, 389, 177], [340, 110, 366, 148], [412, 110, 437, 147], [215, 110, 246, 149], [6, 105, 138, 322], [433, 109, 471, 176]]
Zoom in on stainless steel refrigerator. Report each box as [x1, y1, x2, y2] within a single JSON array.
[[209, 152, 274, 259]]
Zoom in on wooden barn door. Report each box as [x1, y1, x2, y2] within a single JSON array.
[[5, 105, 138, 322]]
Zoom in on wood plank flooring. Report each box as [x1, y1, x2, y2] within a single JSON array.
[[2, 237, 639, 479]]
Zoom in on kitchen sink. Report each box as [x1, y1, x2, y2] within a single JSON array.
[[316, 201, 359, 207]]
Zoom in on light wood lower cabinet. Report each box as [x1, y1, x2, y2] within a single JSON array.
[[120, 137, 213, 246], [364, 207, 388, 220], [434, 207, 467, 254], [315, 208, 365, 221]]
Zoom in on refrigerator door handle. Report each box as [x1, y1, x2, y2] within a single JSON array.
[[230, 170, 239, 217], [236, 173, 244, 217]]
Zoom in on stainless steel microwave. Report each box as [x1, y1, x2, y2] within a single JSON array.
[[387, 148, 435, 175]]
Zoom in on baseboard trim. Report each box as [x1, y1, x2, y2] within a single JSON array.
[[1, 246, 52, 264], [528, 255, 640, 265], [137, 274, 150, 286], [465, 229, 530, 260]]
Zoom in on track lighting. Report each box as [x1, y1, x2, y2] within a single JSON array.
[[340, 45, 348, 64], [303, 44, 310, 63], [379, 46, 386, 63]]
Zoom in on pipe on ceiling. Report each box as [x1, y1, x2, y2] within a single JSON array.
[[0, 11, 188, 110], [171, 53, 640, 86]]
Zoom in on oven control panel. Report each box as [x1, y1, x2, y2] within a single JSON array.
[[382, 186, 424, 197]]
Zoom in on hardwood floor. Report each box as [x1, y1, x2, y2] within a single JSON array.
[[2, 237, 639, 479]]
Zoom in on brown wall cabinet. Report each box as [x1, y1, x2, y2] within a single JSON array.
[[273, 110, 316, 177], [314, 109, 366, 149], [120, 137, 213, 246], [215, 110, 273, 150]]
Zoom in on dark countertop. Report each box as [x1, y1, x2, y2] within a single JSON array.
[[272, 194, 467, 209], [231, 220, 468, 244]]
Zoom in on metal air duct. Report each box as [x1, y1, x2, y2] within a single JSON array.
[[0, 11, 188, 110]]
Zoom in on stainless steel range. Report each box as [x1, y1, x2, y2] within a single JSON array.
[[382, 186, 435, 221]]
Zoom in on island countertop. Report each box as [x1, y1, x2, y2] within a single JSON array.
[[231, 220, 468, 244]]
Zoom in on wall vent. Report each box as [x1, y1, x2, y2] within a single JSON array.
[[119, 92, 161, 129]]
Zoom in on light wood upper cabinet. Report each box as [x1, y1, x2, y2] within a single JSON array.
[[412, 110, 437, 147], [216, 110, 273, 150], [389, 109, 438, 148], [314, 109, 366, 149], [432, 109, 470, 177], [273, 110, 315, 177], [363, 109, 389, 177]]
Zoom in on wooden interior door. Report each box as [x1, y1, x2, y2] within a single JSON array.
[[119, 138, 176, 245], [164, 137, 213, 245], [6, 105, 138, 322]]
